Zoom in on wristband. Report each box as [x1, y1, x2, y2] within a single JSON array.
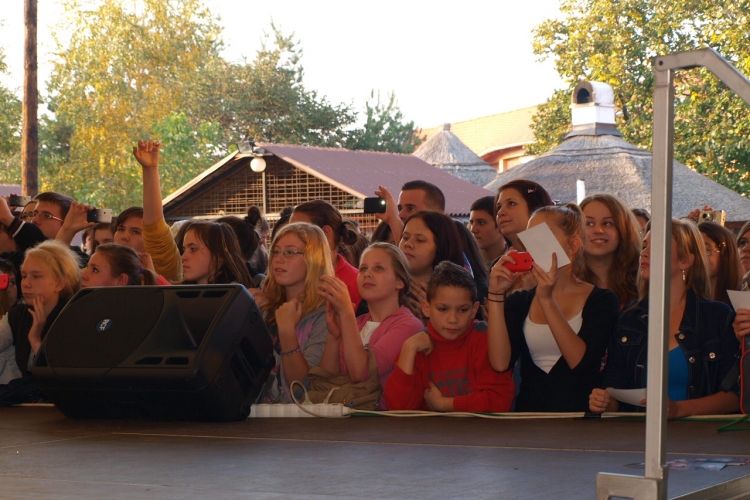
[[280, 345, 301, 357]]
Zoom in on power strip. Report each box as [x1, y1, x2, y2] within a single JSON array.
[[249, 403, 354, 418]]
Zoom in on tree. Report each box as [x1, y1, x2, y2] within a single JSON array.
[[0, 48, 22, 184], [346, 91, 423, 154], [185, 25, 357, 148], [529, 0, 750, 194], [43, 0, 224, 209]]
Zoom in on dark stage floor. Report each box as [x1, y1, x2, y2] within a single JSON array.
[[1, 406, 749, 499]]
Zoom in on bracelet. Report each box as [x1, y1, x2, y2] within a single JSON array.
[[488, 291, 505, 297], [280, 345, 301, 357], [486, 298, 505, 303]]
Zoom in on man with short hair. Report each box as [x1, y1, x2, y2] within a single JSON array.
[[469, 196, 507, 272], [397, 180, 446, 223], [30, 192, 72, 240]]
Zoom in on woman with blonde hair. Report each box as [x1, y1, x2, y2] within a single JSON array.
[[318, 243, 423, 409], [0, 241, 81, 400], [590, 219, 739, 418], [580, 193, 641, 307], [259, 222, 334, 403]]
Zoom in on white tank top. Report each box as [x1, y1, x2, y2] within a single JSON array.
[[523, 311, 583, 374]]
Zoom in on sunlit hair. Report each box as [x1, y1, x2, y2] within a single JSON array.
[[181, 221, 252, 287], [24, 240, 81, 302], [636, 219, 711, 301], [426, 261, 477, 303], [530, 204, 587, 279], [261, 222, 334, 326], [737, 220, 750, 244], [698, 221, 741, 305], [93, 243, 157, 286], [0, 258, 18, 316], [402, 210, 464, 270], [580, 193, 641, 305], [293, 200, 358, 249], [494, 179, 553, 218], [361, 243, 411, 307]]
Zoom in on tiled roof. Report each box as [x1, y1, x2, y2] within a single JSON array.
[[0, 184, 22, 198], [419, 106, 537, 157], [163, 145, 493, 217], [262, 144, 493, 217]]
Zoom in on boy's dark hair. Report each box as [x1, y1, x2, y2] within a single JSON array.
[[470, 195, 496, 219], [34, 191, 73, 218], [427, 261, 477, 303], [401, 180, 446, 211], [115, 206, 144, 228]]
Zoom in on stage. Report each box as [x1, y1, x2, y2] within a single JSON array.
[[0, 406, 748, 499]]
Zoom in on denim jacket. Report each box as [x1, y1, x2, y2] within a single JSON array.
[[602, 289, 739, 410]]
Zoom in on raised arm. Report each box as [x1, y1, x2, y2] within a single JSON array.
[[374, 185, 404, 244], [318, 275, 366, 380], [486, 254, 524, 372], [134, 140, 163, 226], [56, 201, 95, 245]]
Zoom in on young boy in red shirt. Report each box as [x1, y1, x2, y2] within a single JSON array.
[[385, 261, 514, 412]]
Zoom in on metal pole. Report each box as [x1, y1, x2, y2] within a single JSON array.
[[21, 0, 39, 197]]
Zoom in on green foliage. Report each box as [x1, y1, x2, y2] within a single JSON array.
[[151, 112, 224, 196], [530, 0, 750, 194], [346, 91, 423, 154], [186, 25, 356, 148], [44, 0, 224, 209], [0, 48, 22, 184]]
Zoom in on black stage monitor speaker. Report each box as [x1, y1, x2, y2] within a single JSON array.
[[33, 285, 275, 421]]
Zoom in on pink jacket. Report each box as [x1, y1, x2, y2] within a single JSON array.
[[340, 305, 423, 409]]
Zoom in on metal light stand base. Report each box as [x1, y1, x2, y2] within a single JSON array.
[[596, 48, 750, 500]]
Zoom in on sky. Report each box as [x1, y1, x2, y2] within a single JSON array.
[[0, 0, 566, 129]]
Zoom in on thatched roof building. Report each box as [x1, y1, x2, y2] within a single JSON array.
[[414, 124, 497, 187], [485, 82, 750, 222]]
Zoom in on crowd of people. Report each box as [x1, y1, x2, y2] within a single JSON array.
[[0, 138, 745, 417]]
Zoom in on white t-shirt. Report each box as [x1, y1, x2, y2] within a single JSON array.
[[359, 321, 381, 350], [523, 311, 583, 373]]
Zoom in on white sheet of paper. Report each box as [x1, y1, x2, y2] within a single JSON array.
[[517, 222, 571, 270], [727, 290, 750, 311], [607, 387, 646, 407]]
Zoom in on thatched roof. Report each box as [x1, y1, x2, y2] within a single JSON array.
[[419, 107, 537, 157], [484, 134, 750, 221], [414, 124, 496, 187]]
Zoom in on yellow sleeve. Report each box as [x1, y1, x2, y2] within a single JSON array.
[[143, 217, 183, 283]]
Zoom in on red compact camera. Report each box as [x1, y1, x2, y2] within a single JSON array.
[[503, 252, 533, 273], [0, 274, 8, 291]]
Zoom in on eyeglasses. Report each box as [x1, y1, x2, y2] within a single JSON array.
[[22, 211, 64, 222], [270, 248, 304, 259], [739, 239, 749, 249], [704, 249, 721, 257]]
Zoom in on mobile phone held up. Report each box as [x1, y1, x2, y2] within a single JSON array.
[[87, 208, 113, 224], [0, 274, 8, 291], [9, 195, 32, 207], [363, 197, 386, 214], [503, 252, 533, 273]]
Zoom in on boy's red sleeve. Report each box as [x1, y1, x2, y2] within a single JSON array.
[[383, 352, 427, 410], [452, 335, 515, 413]]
